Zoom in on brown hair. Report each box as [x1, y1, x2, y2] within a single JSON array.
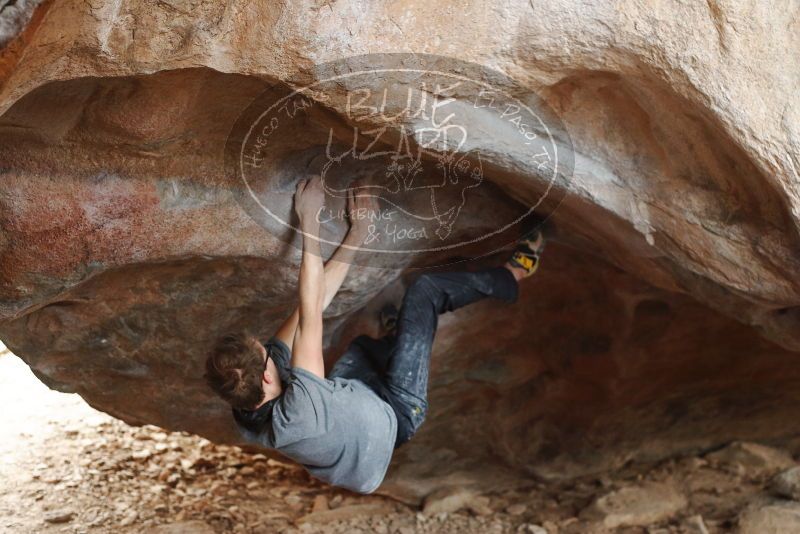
[[204, 333, 265, 409]]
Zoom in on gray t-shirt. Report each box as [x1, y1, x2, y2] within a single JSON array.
[[232, 337, 397, 494]]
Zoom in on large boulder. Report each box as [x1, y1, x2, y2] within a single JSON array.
[[1, 0, 799, 502]]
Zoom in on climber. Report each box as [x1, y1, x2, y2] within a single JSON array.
[[204, 175, 546, 494]]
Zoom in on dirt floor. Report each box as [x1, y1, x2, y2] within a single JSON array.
[[1, 347, 799, 534]]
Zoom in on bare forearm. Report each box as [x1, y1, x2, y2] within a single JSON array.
[[298, 231, 324, 326], [292, 224, 326, 376], [321, 233, 361, 309], [274, 234, 359, 350], [292, 232, 325, 362]]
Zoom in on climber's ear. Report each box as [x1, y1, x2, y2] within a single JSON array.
[[262, 355, 278, 386]]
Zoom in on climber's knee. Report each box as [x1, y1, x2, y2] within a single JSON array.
[[406, 274, 437, 303], [410, 403, 427, 433], [395, 401, 428, 448]]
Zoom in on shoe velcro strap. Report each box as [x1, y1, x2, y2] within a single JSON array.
[[511, 252, 537, 272]]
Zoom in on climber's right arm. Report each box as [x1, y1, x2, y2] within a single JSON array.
[[289, 177, 326, 378]]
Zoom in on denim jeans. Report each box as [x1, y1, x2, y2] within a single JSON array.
[[328, 266, 519, 448]]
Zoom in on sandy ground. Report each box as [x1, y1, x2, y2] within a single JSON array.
[[1, 345, 799, 534]]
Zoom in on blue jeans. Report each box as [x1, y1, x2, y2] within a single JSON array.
[[328, 266, 519, 448]]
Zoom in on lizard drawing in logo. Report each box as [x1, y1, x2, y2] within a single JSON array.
[[318, 133, 484, 241]]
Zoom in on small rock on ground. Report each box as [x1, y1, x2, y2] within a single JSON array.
[[312, 494, 329, 513], [297, 503, 396, 525], [422, 487, 484, 515], [44, 510, 74, 524], [738, 498, 800, 534], [683, 514, 710, 534], [150, 520, 216, 534], [581, 481, 687, 528], [705, 442, 795, 477], [771, 466, 800, 501]]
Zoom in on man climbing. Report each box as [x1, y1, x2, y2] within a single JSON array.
[[204, 175, 546, 494]]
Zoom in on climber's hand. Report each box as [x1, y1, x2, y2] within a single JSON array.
[[345, 188, 377, 245], [294, 175, 325, 228]]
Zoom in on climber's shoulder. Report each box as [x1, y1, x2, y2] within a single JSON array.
[[271, 367, 335, 444]]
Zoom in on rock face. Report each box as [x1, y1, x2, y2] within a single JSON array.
[[1, 0, 800, 501]]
